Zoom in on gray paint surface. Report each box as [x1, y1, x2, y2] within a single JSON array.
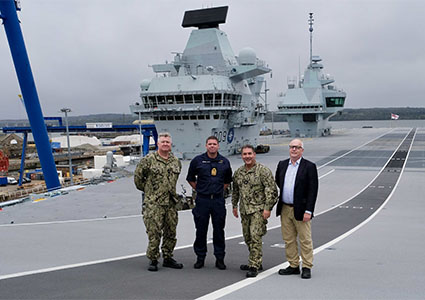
[[1, 128, 424, 299]]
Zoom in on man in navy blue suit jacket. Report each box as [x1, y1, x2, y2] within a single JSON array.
[[275, 139, 318, 279]]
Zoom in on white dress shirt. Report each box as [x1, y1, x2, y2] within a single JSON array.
[[282, 157, 301, 204]]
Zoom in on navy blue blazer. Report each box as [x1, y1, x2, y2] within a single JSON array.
[[275, 157, 319, 221]]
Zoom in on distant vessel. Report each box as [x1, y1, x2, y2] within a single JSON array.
[[129, 6, 271, 159], [276, 13, 346, 137]]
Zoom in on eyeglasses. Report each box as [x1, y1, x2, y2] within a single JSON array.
[[289, 145, 303, 150]]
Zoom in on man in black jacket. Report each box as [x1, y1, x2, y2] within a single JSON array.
[[275, 139, 318, 279]]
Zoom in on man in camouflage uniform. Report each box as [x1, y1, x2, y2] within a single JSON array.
[[232, 145, 278, 277], [134, 132, 183, 271]]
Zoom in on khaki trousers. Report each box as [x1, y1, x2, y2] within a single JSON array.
[[280, 204, 313, 269]]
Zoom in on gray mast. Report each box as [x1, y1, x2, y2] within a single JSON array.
[[308, 13, 314, 68], [276, 13, 347, 138]]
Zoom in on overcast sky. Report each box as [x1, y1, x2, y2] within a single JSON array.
[[0, 0, 424, 120]]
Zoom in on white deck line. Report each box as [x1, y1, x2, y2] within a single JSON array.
[[0, 129, 405, 281], [317, 128, 394, 170], [1, 128, 388, 228], [196, 128, 416, 300]]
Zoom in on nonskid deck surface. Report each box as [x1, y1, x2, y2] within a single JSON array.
[[1, 127, 424, 299]]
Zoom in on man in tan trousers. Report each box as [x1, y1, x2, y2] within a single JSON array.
[[275, 139, 318, 279]]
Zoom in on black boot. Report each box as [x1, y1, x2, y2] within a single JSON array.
[[194, 257, 205, 269], [215, 259, 226, 270], [240, 264, 263, 271], [246, 267, 258, 278], [163, 258, 183, 269], [301, 267, 311, 279], [148, 260, 158, 272]]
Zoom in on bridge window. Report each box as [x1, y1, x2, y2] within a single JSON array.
[[182, 115, 189, 120], [149, 96, 157, 107], [326, 97, 345, 107], [142, 96, 149, 108], [231, 94, 238, 107], [184, 94, 194, 104], [214, 114, 220, 120], [204, 93, 214, 106], [194, 94, 202, 104], [166, 95, 175, 104], [214, 93, 222, 106], [159, 116, 166, 120], [198, 115, 205, 120], [157, 96, 166, 105], [237, 95, 242, 106], [223, 93, 232, 106], [175, 116, 182, 120], [190, 115, 197, 120], [175, 95, 184, 104], [167, 116, 174, 120]]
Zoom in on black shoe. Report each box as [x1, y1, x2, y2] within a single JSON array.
[[163, 258, 183, 269], [215, 259, 226, 270], [148, 260, 158, 272], [301, 267, 311, 279], [194, 258, 205, 269], [278, 266, 300, 275], [246, 267, 258, 278], [240, 264, 263, 271]]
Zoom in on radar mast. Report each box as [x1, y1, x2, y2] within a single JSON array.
[[276, 13, 347, 137], [308, 13, 314, 67]]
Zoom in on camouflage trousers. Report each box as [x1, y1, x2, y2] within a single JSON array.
[[241, 211, 268, 269], [142, 202, 178, 261]]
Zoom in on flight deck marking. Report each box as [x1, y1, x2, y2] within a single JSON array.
[[0, 130, 393, 228], [319, 169, 335, 179], [196, 128, 417, 300], [0, 214, 142, 227], [32, 198, 47, 203], [317, 128, 415, 216], [0, 202, 230, 227], [0, 130, 407, 282], [0, 129, 413, 284], [317, 129, 394, 170]]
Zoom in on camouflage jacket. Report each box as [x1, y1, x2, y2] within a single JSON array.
[[134, 152, 181, 206], [232, 162, 278, 215]]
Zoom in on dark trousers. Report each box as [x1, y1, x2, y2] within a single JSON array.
[[192, 196, 226, 260]]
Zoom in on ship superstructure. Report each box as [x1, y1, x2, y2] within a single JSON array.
[[130, 6, 271, 159], [276, 13, 346, 137]]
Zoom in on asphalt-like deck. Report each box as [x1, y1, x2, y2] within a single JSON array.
[[1, 127, 424, 299]]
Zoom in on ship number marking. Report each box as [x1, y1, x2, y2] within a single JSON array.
[[214, 130, 227, 143]]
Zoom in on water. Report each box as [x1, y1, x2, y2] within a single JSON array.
[[265, 120, 425, 131]]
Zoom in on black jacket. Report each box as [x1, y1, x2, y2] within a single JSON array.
[[275, 157, 318, 221]]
